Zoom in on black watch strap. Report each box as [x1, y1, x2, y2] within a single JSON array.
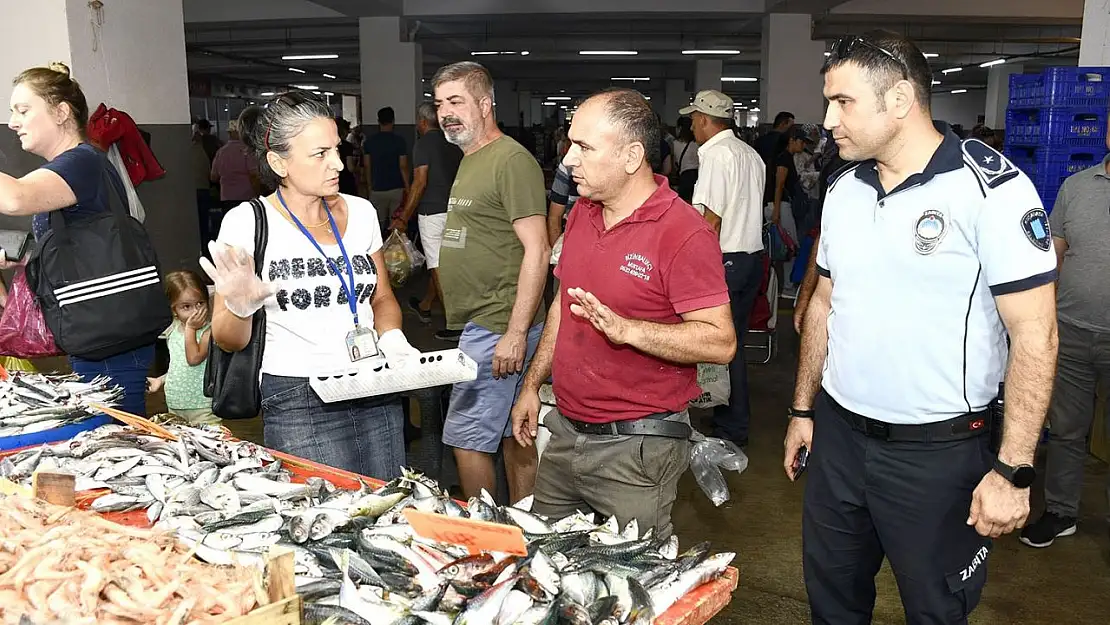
[[993, 458, 1036, 488], [788, 407, 815, 419]]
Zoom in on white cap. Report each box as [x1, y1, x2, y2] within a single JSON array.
[[679, 90, 735, 119]]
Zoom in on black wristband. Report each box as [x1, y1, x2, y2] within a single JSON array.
[[788, 408, 815, 419]]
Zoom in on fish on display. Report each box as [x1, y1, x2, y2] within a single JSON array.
[[0, 373, 122, 439], [1, 422, 735, 625]]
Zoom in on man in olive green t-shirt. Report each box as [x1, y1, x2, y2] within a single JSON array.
[[433, 61, 551, 503]]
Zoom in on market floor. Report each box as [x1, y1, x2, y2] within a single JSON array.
[[168, 277, 1109, 625]]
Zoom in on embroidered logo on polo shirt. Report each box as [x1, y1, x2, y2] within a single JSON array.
[[620, 253, 655, 282], [1020, 208, 1052, 252], [913, 210, 948, 255]]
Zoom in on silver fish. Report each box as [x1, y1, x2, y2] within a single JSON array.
[[200, 482, 242, 513]]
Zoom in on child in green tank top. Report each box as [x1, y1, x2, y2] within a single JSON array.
[[146, 271, 218, 425]]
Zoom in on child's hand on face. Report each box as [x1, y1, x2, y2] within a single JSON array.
[[184, 305, 208, 329]]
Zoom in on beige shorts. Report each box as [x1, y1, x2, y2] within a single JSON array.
[[171, 407, 221, 426], [418, 213, 448, 269]]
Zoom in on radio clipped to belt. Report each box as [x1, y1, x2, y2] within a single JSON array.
[[988, 382, 1005, 454]]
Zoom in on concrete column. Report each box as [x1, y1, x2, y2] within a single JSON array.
[[1080, 0, 1110, 65], [0, 0, 197, 269], [695, 60, 722, 93], [531, 98, 543, 127], [341, 95, 360, 127], [760, 13, 825, 125], [664, 78, 689, 125], [360, 17, 421, 146], [985, 63, 1023, 129], [518, 90, 533, 127], [495, 80, 521, 130]]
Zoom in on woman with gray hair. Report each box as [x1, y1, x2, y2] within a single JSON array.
[[204, 92, 419, 479]]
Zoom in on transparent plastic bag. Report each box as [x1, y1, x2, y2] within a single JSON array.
[[690, 437, 749, 506], [690, 363, 730, 408], [383, 229, 420, 287], [0, 269, 63, 359]]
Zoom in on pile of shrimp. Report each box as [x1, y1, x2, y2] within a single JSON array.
[[0, 493, 268, 625]]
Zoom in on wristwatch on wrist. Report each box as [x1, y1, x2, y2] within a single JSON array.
[[788, 407, 815, 420], [993, 458, 1036, 488]]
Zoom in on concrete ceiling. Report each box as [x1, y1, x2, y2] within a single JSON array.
[[182, 0, 1085, 101]]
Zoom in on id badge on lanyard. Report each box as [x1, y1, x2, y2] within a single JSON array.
[[278, 190, 377, 363]]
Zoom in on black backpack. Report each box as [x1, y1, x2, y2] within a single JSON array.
[[26, 168, 172, 361]]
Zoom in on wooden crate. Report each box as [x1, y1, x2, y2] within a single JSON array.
[[657, 566, 740, 625]]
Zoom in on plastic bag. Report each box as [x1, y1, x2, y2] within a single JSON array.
[[690, 437, 749, 506], [0, 269, 63, 359], [382, 229, 421, 287], [763, 222, 797, 263], [690, 363, 730, 408]]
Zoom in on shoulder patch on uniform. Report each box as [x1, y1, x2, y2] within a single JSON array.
[[1020, 208, 1052, 252], [961, 139, 1020, 189]]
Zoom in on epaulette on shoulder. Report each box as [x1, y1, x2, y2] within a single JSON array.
[[961, 138, 1020, 190]]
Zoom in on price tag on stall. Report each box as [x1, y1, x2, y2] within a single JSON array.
[[403, 509, 528, 556]]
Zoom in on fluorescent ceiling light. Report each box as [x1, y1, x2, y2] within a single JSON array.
[[611, 77, 650, 82], [561, 105, 568, 109], [824, 52, 831, 57], [542, 102, 556, 106], [471, 51, 500, 56], [424, 92, 432, 97], [323, 73, 337, 79], [313, 91, 321, 95], [547, 96, 572, 101], [292, 85, 319, 90], [980, 59, 1006, 68], [751, 99, 758, 103], [324, 91, 334, 96], [752, 107, 760, 112], [682, 49, 741, 55], [579, 50, 638, 55], [643, 96, 651, 100], [951, 89, 967, 94], [941, 67, 962, 74], [721, 77, 758, 82], [923, 53, 939, 58], [260, 92, 275, 96], [932, 80, 941, 85], [282, 54, 338, 60], [521, 51, 530, 56], [288, 67, 306, 74]]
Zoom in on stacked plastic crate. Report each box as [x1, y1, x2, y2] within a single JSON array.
[[1004, 67, 1110, 212]]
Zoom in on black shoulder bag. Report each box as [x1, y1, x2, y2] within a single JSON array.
[[26, 168, 172, 360], [203, 198, 268, 420]]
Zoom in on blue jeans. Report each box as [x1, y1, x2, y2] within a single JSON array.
[[260, 374, 405, 480], [70, 345, 155, 417], [711, 252, 762, 443]]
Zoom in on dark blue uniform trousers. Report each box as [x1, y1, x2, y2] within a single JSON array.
[[803, 391, 994, 625]]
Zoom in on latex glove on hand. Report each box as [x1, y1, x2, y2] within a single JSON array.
[[200, 241, 279, 318], [377, 329, 421, 369]]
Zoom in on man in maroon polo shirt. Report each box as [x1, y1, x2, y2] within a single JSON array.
[[510, 88, 736, 538]]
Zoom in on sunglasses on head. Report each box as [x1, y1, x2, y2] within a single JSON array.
[[825, 36, 909, 79]]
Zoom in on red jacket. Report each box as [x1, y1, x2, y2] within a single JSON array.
[[88, 104, 166, 185]]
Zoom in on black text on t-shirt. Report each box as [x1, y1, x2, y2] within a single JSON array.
[[269, 253, 379, 311]]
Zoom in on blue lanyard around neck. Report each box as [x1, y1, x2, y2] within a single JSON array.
[[276, 189, 360, 326]]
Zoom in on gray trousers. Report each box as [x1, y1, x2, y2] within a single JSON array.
[[1044, 320, 1110, 518], [370, 188, 405, 227], [533, 409, 690, 539]]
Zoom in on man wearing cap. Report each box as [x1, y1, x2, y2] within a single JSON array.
[[683, 90, 766, 447]]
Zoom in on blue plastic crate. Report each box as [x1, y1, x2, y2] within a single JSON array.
[[1042, 67, 1110, 108], [1008, 73, 1044, 108], [1005, 109, 1042, 146], [1004, 146, 1039, 178], [1039, 107, 1108, 146], [0, 414, 112, 451]]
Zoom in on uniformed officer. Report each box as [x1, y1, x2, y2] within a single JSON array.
[[783, 31, 1059, 624]]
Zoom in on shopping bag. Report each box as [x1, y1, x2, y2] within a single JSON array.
[[763, 222, 797, 263], [0, 269, 63, 359], [382, 229, 422, 287], [691, 363, 730, 408]]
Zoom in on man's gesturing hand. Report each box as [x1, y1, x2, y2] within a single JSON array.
[[567, 287, 633, 345]]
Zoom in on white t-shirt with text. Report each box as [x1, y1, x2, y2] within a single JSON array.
[[217, 194, 383, 378]]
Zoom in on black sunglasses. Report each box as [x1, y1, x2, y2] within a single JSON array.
[[825, 36, 909, 79]]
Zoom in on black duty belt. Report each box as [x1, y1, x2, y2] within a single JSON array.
[[825, 392, 990, 443], [564, 412, 693, 440]]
